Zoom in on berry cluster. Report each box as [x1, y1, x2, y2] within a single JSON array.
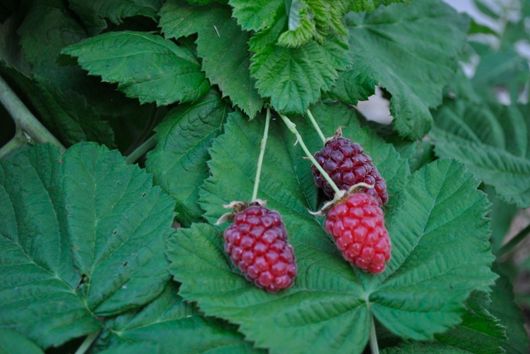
[[223, 203, 297, 292]]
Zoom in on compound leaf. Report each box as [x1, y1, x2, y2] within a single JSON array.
[[0, 143, 175, 348], [167, 102, 495, 353]]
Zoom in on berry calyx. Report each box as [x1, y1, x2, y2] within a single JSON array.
[[223, 202, 297, 292], [325, 192, 391, 273], [312, 133, 388, 205]]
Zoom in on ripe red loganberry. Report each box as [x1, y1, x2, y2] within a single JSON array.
[[312, 136, 388, 205], [223, 204, 297, 292], [325, 192, 391, 273]]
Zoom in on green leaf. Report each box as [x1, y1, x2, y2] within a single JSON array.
[[328, 70, 376, 105], [159, 1, 263, 117], [432, 101, 530, 207], [435, 292, 506, 353], [249, 8, 349, 114], [0, 330, 43, 354], [487, 188, 517, 254], [69, 0, 163, 34], [489, 270, 529, 354], [146, 92, 229, 225], [227, 0, 284, 32], [168, 102, 495, 353], [382, 343, 469, 354], [0, 143, 175, 348], [62, 31, 210, 106], [95, 284, 260, 354], [337, 0, 468, 138]]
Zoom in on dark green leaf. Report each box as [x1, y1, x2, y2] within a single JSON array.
[[0, 330, 43, 354], [146, 92, 229, 225], [0, 143, 175, 348]]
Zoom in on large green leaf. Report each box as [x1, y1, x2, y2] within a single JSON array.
[[95, 284, 260, 354], [435, 292, 506, 353], [227, 0, 283, 32], [159, 1, 263, 117], [146, 92, 229, 225], [249, 6, 349, 114], [0, 330, 43, 354], [167, 103, 495, 353], [382, 343, 469, 354], [69, 0, 163, 34], [0, 143, 175, 348], [432, 101, 530, 207], [336, 0, 468, 139], [62, 31, 209, 106]]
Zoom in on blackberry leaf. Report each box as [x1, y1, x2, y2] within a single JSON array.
[[159, 1, 263, 118], [62, 31, 209, 106], [0, 330, 43, 354], [0, 143, 175, 348]]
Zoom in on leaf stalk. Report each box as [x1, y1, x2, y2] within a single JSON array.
[[74, 330, 100, 354], [306, 109, 326, 143], [370, 315, 380, 354], [125, 135, 157, 164]]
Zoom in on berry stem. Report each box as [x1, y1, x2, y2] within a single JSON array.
[[306, 109, 326, 143], [251, 108, 271, 201], [369, 315, 380, 354], [279, 114, 341, 196]]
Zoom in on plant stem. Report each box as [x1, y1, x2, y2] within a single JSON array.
[[0, 75, 64, 150], [499, 223, 530, 258], [251, 108, 271, 201], [279, 114, 341, 196], [74, 331, 100, 354], [370, 315, 380, 354], [306, 109, 326, 143], [125, 135, 157, 164], [0, 129, 28, 159]]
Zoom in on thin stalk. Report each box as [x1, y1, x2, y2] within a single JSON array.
[[74, 331, 100, 354], [0, 130, 28, 159], [0, 75, 64, 150], [125, 135, 157, 164], [499, 223, 530, 258], [251, 108, 271, 201], [306, 109, 326, 143], [370, 316, 380, 354], [279, 114, 341, 196]]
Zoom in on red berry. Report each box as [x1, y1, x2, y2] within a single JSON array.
[[312, 136, 388, 205], [224, 204, 297, 292], [325, 192, 391, 273]]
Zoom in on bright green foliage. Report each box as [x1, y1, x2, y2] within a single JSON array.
[[0, 143, 175, 348], [432, 101, 530, 207], [436, 292, 506, 353], [336, 0, 468, 139], [382, 343, 469, 353], [227, 0, 284, 31], [62, 31, 209, 106], [95, 284, 260, 354], [167, 103, 495, 354], [69, 0, 163, 34], [146, 92, 229, 225], [0, 330, 43, 354], [159, 1, 263, 117], [249, 7, 349, 114]]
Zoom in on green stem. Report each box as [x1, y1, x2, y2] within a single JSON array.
[[74, 331, 100, 354], [306, 109, 326, 143], [0, 130, 28, 159], [0, 75, 64, 150], [251, 108, 271, 201], [370, 315, 380, 354], [499, 223, 530, 258], [279, 114, 341, 196], [125, 135, 157, 164]]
